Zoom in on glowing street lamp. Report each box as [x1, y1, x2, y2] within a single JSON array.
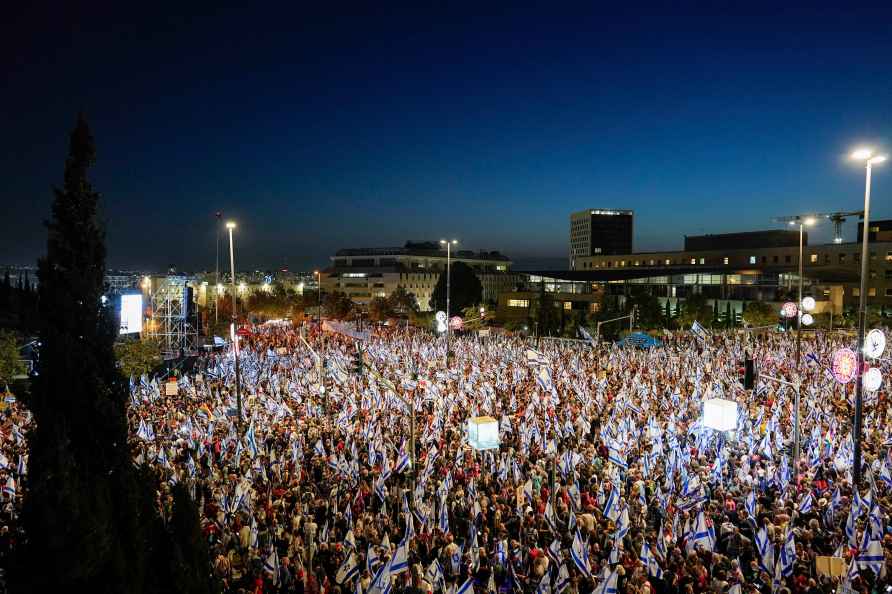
[[850, 146, 886, 487]]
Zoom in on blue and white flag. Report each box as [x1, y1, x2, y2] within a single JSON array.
[[593, 568, 618, 594], [336, 551, 360, 585], [639, 542, 663, 580], [456, 577, 474, 594], [571, 529, 591, 579], [692, 510, 714, 552], [389, 537, 409, 575], [779, 526, 796, 577], [555, 563, 571, 594], [797, 491, 813, 514], [690, 320, 710, 341], [603, 486, 620, 522]]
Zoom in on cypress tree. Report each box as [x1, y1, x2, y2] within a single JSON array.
[[14, 114, 147, 592]]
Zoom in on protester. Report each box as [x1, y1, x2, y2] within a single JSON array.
[[2, 321, 891, 594]]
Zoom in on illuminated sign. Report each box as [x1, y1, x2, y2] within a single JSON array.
[[119, 294, 143, 334], [831, 348, 858, 384]]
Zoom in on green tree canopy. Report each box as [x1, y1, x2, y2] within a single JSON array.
[[677, 293, 712, 328], [15, 115, 216, 594], [114, 338, 162, 378], [429, 261, 482, 314], [628, 288, 663, 329], [742, 301, 780, 327], [0, 330, 26, 385], [323, 291, 354, 319]]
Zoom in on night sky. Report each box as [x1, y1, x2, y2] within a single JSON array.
[[3, 3, 892, 272]]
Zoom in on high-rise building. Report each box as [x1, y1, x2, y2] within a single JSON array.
[[569, 209, 633, 269]]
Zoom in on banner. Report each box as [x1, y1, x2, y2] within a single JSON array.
[[322, 320, 370, 341]]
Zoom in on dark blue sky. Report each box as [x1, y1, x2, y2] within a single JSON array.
[[3, 3, 891, 272]]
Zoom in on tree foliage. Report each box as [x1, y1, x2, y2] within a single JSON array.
[[0, 330, 26, 385], [429, 261, 482, 313], [114, 338, 162, 378], [323, 291, 354, 319], [742, 301, 779, 327], [14, 115, 216, 594], [628, 288, 663, 329], [677, 293, 712, 327]]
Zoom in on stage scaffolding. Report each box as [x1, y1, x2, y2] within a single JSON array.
[[148, 275, 198, 356]]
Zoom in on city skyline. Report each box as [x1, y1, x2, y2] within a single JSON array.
[[2, 4, 891, 271]]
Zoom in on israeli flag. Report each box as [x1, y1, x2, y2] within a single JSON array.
[[690, 320, 710, 341], [525, 348, 548, 366], [314, 439, 326, 457], [571, 529, 591, 579], [692, 510, 714, 552], [336, 551, 360, 585], [780, 526, 796, 577], [593, 568, 618, 594], [555, 563, 571, 594], [389, 537, 409, 575], [639, 542, 663, 580], [603, 486, 620, 522], [797, 491, 813, 514], [456, 577, 474, 594]]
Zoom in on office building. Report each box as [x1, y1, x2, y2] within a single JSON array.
[[569, 209, 633, 269], [322, 241, 520, 311]]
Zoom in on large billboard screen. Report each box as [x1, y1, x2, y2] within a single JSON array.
[[119, 294, 143, 335]]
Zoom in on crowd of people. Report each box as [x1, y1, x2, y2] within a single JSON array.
[[2, 321, 892, 594]]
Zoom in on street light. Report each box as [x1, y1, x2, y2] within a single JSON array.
[[439, 239, 458, 364], [850, 146, 887, 488], [226, 221, 243, 430], [314, 270, 321, 326]]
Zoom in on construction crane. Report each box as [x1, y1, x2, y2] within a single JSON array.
[[773, 210, 864, 243]]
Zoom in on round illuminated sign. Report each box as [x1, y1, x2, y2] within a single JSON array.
[[863, 367, 883, 392], [831, 348, 858, 384], [801, 313, 814, 326], [801, 296, 816, 312], [864, 329, 886, 360], [435, 311, 447, 323], [781, 302, 798, 318]]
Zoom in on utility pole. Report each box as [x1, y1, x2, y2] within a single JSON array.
[[226, 221, 242, 431], [215, 211, 221, 325]]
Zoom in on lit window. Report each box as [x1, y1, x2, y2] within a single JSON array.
[[723, 257, 729, 265], [853, 288, 860, 297], [620, 261, 626, 267], [690, 258, 696, 265], [810, 254, 817, 263], [665, 259, 671, 265], [869, 288, 876, 297], [749, 256, 756, 264], [563, 301, 572, 310], [507, 299, 529, 307], [649, 260, 655, 266], [634, 261, 639, 266], [699, 258, 705, 265]]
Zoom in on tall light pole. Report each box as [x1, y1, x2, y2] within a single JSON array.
[[850, 147, 887, 488], [215, 211, 221, 325], [785, 216, 816, 370], [439, 239, 458, 363], [226, 221, 243, 429], [314, 270, 321, 325]]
